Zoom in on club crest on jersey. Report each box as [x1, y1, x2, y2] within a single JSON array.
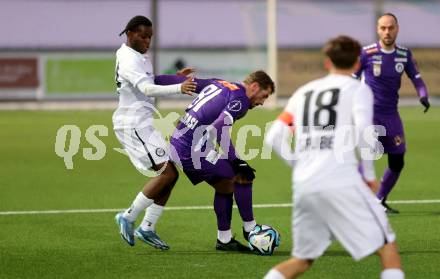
[[394, 135, 404, 146], [395, 63, 404, 73], [155, 148, 166, 157], [227, 100, 242, 112], [373, 63, 381, 76]]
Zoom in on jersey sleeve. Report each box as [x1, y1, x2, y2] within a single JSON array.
[[209, 89, 248, 161], [118, 54, 181, 96], [264, 93, 297, 167], [222, 89, 250, 123], [404, 49, 420, 80], [352, 84, 376, 181], [352, 50, 367, 79], [155, 75, 214, 94], [404, 50, 429, 98]]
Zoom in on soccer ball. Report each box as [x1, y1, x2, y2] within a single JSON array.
[[248, 224, 281, 255]]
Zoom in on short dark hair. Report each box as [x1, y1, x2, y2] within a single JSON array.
[[379, 12, 398, 25], [322, 35, 361, 69], [243, 70, 275, 94], [119, 15, 152, 36]]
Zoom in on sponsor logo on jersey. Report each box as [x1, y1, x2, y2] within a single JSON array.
[[227, 100, 242, 112], [366, 48, 379, 54], [395, 63, 404, 73], [363, 43, 377, 50], [373, 63, 381, 76], [394, 57, 407, 62], [372, 55, 382, 61], [396, 49, 407, 57]]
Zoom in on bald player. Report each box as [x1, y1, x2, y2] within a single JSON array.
[[353, 13, 430, 213]]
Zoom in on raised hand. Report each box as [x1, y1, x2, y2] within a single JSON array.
[[181, 77, 197, 96]]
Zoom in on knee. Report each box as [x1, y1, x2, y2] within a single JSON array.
[[213, 179, 234, 194], [234, 175, 254, 185], [389, 154, 404, 173], [160, 162, 179, 186], [299, 259, 314, 270], [171, 168, 179, 186]]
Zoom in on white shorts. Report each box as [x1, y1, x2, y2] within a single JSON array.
[[292, 183, 396, 261], [114, 126, 169, 171]]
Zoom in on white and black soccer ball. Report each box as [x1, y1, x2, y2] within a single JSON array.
[[248, 224, 281, 255]]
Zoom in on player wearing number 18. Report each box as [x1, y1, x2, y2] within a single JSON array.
[[264, 36, 403, 279], [170, 71, 275, 251]]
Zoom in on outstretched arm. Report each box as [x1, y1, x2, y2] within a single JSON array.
[[155, 75, 213, 94], [118, 61, 195, 96]]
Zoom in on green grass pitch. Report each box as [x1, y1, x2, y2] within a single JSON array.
[[0, 107, 439, 278]]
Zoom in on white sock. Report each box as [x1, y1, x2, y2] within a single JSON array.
[[264, 269, 286, 279], [122, 192, 154, 222], [140, 203, 164, 231], [243, 220, 257, 232], [217, 230, 232, 243], [381, 269, 404, 279]]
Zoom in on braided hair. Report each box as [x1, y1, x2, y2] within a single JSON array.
[[119, 15, 152, 36]]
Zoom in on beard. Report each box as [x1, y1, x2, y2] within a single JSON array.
[[382, 36, 396, 47]]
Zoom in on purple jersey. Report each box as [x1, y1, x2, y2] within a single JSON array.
[[171, 79, 250, 161], [353, 42, 422, 114]]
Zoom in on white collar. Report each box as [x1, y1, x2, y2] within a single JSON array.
[[381, 48, 395, 54], [122, 43, 149, 58]]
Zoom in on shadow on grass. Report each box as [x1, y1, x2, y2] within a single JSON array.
[[134, 249, 293, 257], [386, 211, 440, 217], [400, 250, 440, 255]]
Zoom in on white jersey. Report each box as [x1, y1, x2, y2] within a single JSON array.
[[285, 74, 376, 194], [266, 73, 394, 262], [113, 43, 155, 129], [112, 43, 181, 129]]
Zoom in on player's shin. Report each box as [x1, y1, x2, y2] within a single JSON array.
[[377, 169, 401, 200], [214, 192, 233, 243], [140, 203, 164, 231], [234, 182, 256, 233], [123, 192, 154, 222]]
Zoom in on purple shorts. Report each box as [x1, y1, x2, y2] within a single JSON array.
[[179, 158, 235, 185], [170, 141, 235, 185], [374, 112, 406, 154]]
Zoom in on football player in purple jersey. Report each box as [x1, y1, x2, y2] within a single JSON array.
[[168, 71, 275, 251], [353, 13, 430, 213]]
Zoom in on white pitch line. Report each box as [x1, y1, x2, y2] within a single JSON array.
[[0, 199, 439, 216]]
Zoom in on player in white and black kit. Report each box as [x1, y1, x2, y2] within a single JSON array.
[[113, 16, 196, 250], [263, 36, 404, 279]]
